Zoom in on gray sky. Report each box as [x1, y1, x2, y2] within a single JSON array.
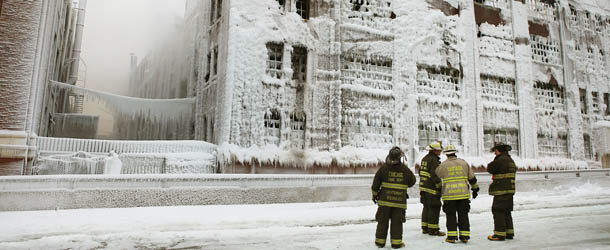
[[81, 0, 186, 95]]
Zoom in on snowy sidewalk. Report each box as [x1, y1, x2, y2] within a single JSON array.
[[0, 182, 609, 249]]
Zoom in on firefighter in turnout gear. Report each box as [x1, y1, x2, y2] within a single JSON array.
[[372, 146, 417, 248], [419, 141, 445, 236], [487, 142, 517, 241], [435, 145, 479, 244]]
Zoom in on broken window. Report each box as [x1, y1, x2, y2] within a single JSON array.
[[340, 91, 393, 148], [341, 53, 392, 90], [291, 46, 307, 83], [580, 88, 587, 115], [484, 129, 520, 156], [481, 75, 517, 105], [276, 0, 285, 10], [537, 134, 568, 158], [206, 52, 211, 80], [592, 92, 600, 114], [526, 0, 557, 22], [212, 46, 218, 76], [289, 112, 306, 149], [593, 14, 604, 33], [481, 75, 519, 155], [568, 5, 580, 29], [296, 0, 309, 20], [474, 0, 511, 10], [417, 65, 461, 100], [418, 123, 462, 152], [580, 11, 592, 29], [216, 0, 222, 19], [346, 0, 393, 30], [534, 81, 568, 158], [530, 35, 561, 65], [605, 93, 610, 116], [264, 109, 281, 145], [266, 43, 284, 80], [584, 134, 593, 160], [210, 0, 216, 23]]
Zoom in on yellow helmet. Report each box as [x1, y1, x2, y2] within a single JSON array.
[[425, 141, 443, 151], [443, 145, 457, 154]]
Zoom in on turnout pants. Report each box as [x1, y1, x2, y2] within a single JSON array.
[[420, 192, 442, 232], [442, 199, 471, 240], [375, 206, 406, 248], [492, 194, 514, 239]]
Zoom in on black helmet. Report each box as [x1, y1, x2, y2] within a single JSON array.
[[490, 142, 512, 153], [388, 146, 403, 161]]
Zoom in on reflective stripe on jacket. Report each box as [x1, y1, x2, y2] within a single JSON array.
[[487, 153, 517, 196], [419, 152, 442, 196], [372, 156, 417, 209], [435, 156, 477, 201]]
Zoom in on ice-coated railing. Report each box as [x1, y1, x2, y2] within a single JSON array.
[[37, 137, 217, 155], [0, 170, 608, 211]]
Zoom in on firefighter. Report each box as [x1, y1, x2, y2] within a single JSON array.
[[418, 141, 445, 236], [487, 142, 517, 241], [372, 146, 417, 249], [435, 145, 479, 243]]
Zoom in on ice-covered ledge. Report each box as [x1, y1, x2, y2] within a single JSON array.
[[0, 170, 608, 211], [0, 130, 35, 159]]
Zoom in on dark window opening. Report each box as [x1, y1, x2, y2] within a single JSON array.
[[276, 0, 285, 10], [592, 92, 599, 114], [266, 43, 284, 79], [580, 88, 587, 114], [584, 134, 592, 159], [604, 93, 610, 115], [216, 0, 222, 19], [290, 112, 305, 131], [264, 109, 281, 129], [296, 0, 309, 19], [291, 46, 307, 82], [213, 46, 218, 76], [205, 52, 211, 81], [210, 0, 215, 23]]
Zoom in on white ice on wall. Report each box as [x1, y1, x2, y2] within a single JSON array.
[[49, 81, 195, 124], [154, 0, 610, 169]]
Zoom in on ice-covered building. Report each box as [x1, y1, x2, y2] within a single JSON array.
[[129, 0, 610, 172], [0, 0, 88, 175]]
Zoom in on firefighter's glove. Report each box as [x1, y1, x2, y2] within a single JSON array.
[[372, 194, 378, 204], [472, 188, 480, 199]]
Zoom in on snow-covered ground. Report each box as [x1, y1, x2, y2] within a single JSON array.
[[1, 181, 609, 249]]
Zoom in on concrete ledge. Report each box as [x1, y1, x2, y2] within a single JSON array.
[[0, 170, 608, 211]]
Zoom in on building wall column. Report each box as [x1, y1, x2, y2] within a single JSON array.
[[511, 0, 537, 159]]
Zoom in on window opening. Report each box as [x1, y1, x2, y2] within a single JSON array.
[[484, 129, 520, 156], [537, 134, 568, 158], [592, 92, 599, 114], [296, 0, 309, 20], [604, 93, 610, 115], [418, 123, 462, 152], [210, 0, 215, 23], [276, 0, 285, 10], [216, 0, 222, 19], [580, 88, 587, 115], [213, 46, 218, 76], [583, 134, 593, 160], [266, 43, 284, 79], [530, 35, 561, 65], [264, 109, 281, 146], [289, 112, 306, 149], [341, 53, 392, 90], [417, 65, 461, 100], [526, 0, 557, 22], [292, 46, 307, 83]]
